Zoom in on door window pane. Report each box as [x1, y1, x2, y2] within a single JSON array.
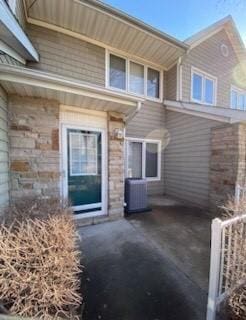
[[205, 78, 214, 104], [69, 133, 97, 176], [145, 143, 158, 178], [147, 68, 160, 98], [192, 73, 202, 101], [129, 61, 144, 95], [128, 142, 142, 178], [109, 54, 126, 90]]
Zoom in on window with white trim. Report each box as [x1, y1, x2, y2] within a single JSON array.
[[107, 52, 162, 100], [230, 86, 246, 110], [109, 54, 126, 90], [191, 67, 217, 105], [126, 139, 161, 181]]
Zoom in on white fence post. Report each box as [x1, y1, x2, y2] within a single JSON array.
[[235, 184, 241, 203], [206, 218, 223, 320]]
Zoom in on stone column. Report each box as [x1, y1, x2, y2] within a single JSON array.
[[9, 96, 60, 201], [108, 112, 125, 219], [209, 122, 246, 212]]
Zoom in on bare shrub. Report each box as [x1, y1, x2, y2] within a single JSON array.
[[227, 283, 246, 320], [221, 194, 246, 219], [221, 196, 246, 319], [0, 198, 82, 319], [3, 197, 71, 225]]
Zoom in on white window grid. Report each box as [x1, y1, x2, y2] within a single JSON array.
[[125, 138, 161, 182], [230, 85, 246, 110], [191, 66, 217, 106], [106, 50, 163, 102], [69, 132, 98, 176]]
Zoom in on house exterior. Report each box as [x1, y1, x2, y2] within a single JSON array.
[[0, 0, 246, 223]]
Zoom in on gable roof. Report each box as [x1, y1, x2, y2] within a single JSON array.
[[185, 15, 246, 64]]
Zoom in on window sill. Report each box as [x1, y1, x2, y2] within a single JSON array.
[[107, 85, 162, 103], [190, 99, 215, 107], [146, 177, 161, 182]]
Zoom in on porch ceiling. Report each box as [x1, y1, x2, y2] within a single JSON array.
[[0, 64, 143, 116], [24, 0, 188, 69]]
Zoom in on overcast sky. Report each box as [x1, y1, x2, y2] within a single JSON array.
[[103, 0, 246, 45]]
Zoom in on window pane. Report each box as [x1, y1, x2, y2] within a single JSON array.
[[69, 133, 97, 176], [128, 142, 142, 178], [145, 143, 158, 178], [205, 78, 214, 104], [109, 54, 126, 90], [129, 61, 144, 95], [147, 68, 160, 98], [238, 94, 244, 110], [231, 90, 237, 109], [192, 73, 202, 101]]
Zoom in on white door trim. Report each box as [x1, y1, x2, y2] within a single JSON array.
[[61, 123, 107, 219]]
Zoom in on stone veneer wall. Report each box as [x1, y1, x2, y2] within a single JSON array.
[[9, 96, 60, 201], [209, 122, 246, 211], [108, 113, 125, 219]]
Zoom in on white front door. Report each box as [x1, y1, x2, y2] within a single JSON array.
[[62, 124, 107, 218]]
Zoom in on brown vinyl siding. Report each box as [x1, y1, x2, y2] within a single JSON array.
[[0, 86, 9, 210], [15, 0, 26, 29], [126, 101, 165, 195], [181, 29, 239, 108], [26, 24, 105, 86], [164, 110, 222, 207], [166, 65, 177, 100]]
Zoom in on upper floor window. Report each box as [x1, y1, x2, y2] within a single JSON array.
[[231, 86, 246, 110], [129, 61, 144, 95], [109, 54, 126, 90], [107, 52, 162, 101], [191, 67, 217, 105]]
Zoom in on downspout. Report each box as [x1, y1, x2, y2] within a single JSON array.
[[125, 101, 142, 123], [176, 56, 183, 101], [123, 101, 142, 207]]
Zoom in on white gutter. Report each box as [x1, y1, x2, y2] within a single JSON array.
[[164, 99, 246, 123], [0, 0, 39, 61], [0, 64, 144, 108]]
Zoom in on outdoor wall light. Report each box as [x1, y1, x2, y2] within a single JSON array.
[[113, 128, 124, 139]]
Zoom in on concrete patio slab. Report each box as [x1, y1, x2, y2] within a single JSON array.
[[79, 205, 211, 320], [128, 205, 212, 291], [148, 195, 182, 207]]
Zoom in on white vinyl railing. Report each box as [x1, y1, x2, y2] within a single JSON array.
[[206, 213, 246, 320], [235, 183, 246, 203]]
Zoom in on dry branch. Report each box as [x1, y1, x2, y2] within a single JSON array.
[[0, 198, 82, 319], [222, 196, 246, 319]]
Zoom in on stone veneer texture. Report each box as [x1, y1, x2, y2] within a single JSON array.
[[9, 96, 60, 200], [209, 122, 246, 210]]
